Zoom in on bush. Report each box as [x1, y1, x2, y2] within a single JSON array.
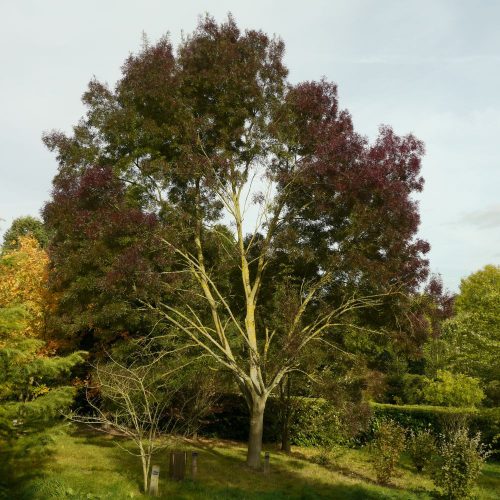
[[433, 427, 490, 499], [288, 397, 343, 447], [407, 428, 436, 472], [202, 395, 370, 447], [386, 373, 428, 405], [371, 419, 406, 484], [369, 403, 500, 455], [422, 370, 484, 408]]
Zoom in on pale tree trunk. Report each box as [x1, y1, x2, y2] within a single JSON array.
[[140, 451, 149, 493], [246, 393, 267, 468]]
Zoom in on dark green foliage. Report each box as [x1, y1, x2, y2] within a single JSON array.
[[0, 305, 85, 492], [2, 216, 49, 252], [407, 428, 436, 472], [390, 373, 428, 405], [484, 380, 500, 408], [202, 395, 371, 446], [433, 427, 490, 499], [371, 419, 406, 485]]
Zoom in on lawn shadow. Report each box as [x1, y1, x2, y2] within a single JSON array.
[[50, 429, 439, 499]]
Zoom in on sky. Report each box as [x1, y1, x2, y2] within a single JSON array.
[[0, 0, 498, 292]]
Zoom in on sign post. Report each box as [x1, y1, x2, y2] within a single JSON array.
[[149, 465, 160, 496]]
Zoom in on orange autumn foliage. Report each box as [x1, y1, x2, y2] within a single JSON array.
[[0, 235, 51, 337]]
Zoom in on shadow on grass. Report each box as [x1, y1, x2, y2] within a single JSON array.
[[15, 426, 442, 500], [1, 433, 62, 499]]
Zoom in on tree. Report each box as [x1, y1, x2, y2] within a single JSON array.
[[42, 165, 172, 348], [0, 304, 85, 491], [44, 15, 430, 467], [439, 265, 499, 403], [2, 216, 48, 251], [0, 234, 85, 491], [422, 370, 484, 407], [0, 235, 51, 338], [72, 340, 218, 493]]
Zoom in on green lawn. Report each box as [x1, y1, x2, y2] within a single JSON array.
[[11, 426, 500, 499]]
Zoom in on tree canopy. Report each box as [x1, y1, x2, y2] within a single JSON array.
[[439, 265, 500, 403], [43, 15, 431, 467], [2, 216, 48, 252]]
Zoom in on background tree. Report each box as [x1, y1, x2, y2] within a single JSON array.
[[0, 235, 51, 338], [42, 165, 173, 350], [381, 275, 454, 404], [2, 216, 48, 251], [44, 16, 430, 467], [421, 370, 484, 407], [438, 265, 499, 405]]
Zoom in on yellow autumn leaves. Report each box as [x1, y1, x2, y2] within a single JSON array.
[[0, 235, 50, 338]]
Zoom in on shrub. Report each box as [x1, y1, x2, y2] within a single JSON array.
[[433, 427, 490, 499], [368, 403, 499, 456], [422, 370, 484, 407], [407, 428, 436, 472], [386, 373, 428, 405], [371, 419, 406, 484], [202, 395, 370, 446], [289, 397, 343, 447]]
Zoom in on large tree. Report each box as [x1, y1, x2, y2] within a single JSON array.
[[44, 15, 429, 467]]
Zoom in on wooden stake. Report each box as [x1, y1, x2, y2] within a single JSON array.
[[264, 451, 270, 474], [192, 451, 198, 479]]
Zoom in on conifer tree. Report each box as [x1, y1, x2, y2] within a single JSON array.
[[0, 240, 85, 491]]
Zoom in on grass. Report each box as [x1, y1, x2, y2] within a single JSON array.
[[10, 425, 500, 499]]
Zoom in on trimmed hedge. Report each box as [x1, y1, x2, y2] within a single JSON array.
[[369, 403, 499, 455], [201, 395, 500, 454], [370, 403, 478, 431]]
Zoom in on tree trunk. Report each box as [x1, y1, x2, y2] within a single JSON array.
[[280, 375, 292, 453], [140, 451, 149, 493], [281, 417, 291, 453], [246, 394, 267, 468]]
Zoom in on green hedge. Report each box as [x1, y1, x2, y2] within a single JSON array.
[[201, 395, 500, 454], [369, 403, 500, 455]]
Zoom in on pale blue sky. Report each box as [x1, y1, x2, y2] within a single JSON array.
[[1, 0, 499, 291]]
